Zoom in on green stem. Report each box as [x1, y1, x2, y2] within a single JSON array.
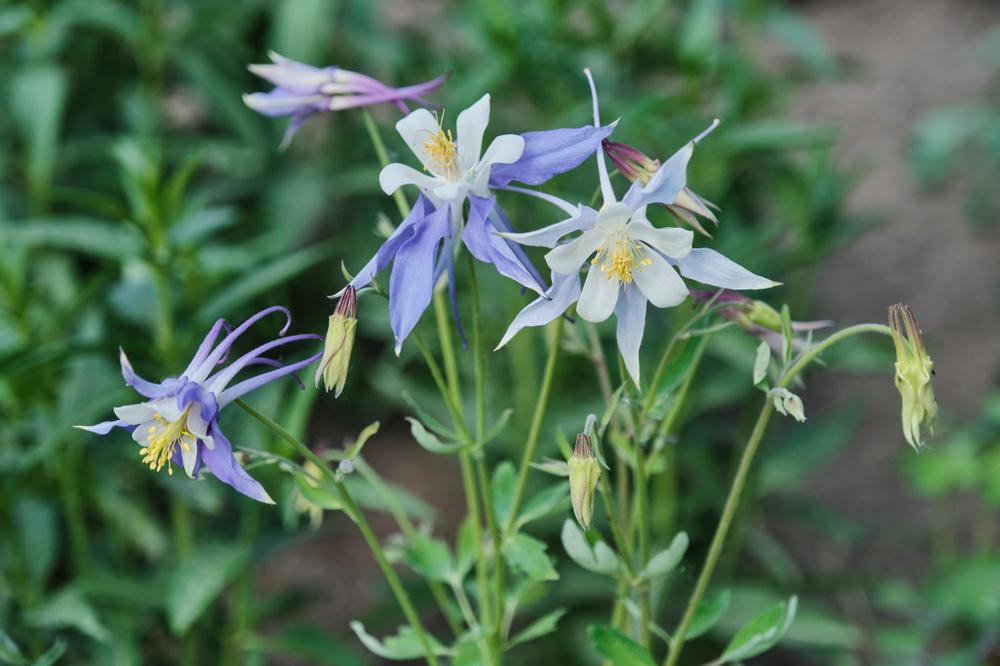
[[237, 401, 441, 666], [663, 323, 893, 666], [503, 315, 564, 533], [634, 444, 651, 648], [433, 292, 464, 410], [362, 109, 410, 219]]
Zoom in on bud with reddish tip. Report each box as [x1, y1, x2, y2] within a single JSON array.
[[569, 433, 601, 530], [316, 286, 358, 397], [889, 304, 937, 451], [603, 139, 720, 237]]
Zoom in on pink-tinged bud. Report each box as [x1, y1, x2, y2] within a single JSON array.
[[316, 286, 358, 397], [603, 139, 719, 237], [889, 304, 937, 451], [603, 140, 661, 185], [569, 433, 601, 530]]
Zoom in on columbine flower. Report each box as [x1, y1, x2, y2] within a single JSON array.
[[569, 432, 601, 530], [690, 289, 831, 355], [889, 304, 937, 451], [342, 94, 613, 353], [316, 286, 358, 397], [604, 139, 719, 237], [76, 307, 322, 503], [243, 51, 447, 148], [497, 70, 778, 385]]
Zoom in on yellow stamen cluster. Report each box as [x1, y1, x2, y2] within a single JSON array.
[[140, 405, 195, 476], [591, 234, 652, 284], [421, 122, 458, 177]]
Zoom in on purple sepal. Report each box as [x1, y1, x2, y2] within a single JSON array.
[[345, 195, 433, 292], [489, 123, 616, 188], [388, 203, 452, 354], [218, 350, 323, 407], [202, 422, 273, 503], [76, 419, 128, 435], [462, 195, 546, 296], [489, 203, 548, 292]]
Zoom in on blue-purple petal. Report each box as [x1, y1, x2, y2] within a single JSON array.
[[489, 124, 616, 188], [615, 286, 647, 387], [495, 271, 581, 350], [462, 195, 546, 295], [202, 423, 274, 503], [388, 204, 453, 354]]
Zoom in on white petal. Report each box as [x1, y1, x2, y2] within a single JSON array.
[[432, 181, 468, 202], [495, 272, 581, 350], [395, 108, 440, 166], [181, 444, 199, 477], [545, 228, 605, 274], [671, 248, 780, 290], [501, 206, 597, 248], [633, 250, 689, 308], [628, 213, 693, 259], [154, 398, 182, 422], [379, 163, 440, 195], [456, 94, 491, 170], [476, 133, 524, 169], [132, 420, 155, 446], [113, 402, 155, 425], [577, 267, 620, 322]]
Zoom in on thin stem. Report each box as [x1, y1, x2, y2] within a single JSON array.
[[503, 316, 564, 533], [237, 400, 440, 666], [433, 292, 463, 410], [634, 444, 651, 649], [663, 322, 893, 666], [361, 109, 410, 219]]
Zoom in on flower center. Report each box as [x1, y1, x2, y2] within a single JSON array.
[[422, 125, 458, 178], [591, 233, 653, 284], [141, 405, 195, 476]]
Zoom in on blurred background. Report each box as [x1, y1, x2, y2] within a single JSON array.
[[0, 0, 997, 664]]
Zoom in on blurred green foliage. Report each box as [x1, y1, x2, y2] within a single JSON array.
[[2, 1, 991, 665]]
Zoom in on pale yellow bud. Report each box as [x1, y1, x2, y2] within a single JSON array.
[[889, 304, 937, 451], [316, 286, 357, 397], [569, 433, 601, 530]]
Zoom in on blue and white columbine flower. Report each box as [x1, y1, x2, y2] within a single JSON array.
[[77, 307, 321, 503], [344, 94, 613, 353], [498, 70, 779, 385]]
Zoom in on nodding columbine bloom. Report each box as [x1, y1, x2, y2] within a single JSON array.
[[569, 433, 601, 530], [690, 289, 832, 355], [604, 139, 719, 238], [316, 286, 358, 397], [342, 93, 613, 354], [76, 307, 322, 503], [497, 70, 778, 385], [889, 304, 937, 451], [243, 51, 447, 148]]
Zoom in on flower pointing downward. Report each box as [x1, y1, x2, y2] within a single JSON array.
[[889, 304, 937, 451]]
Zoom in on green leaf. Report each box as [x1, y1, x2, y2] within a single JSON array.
[[25, 588, 109, 643], [639, 532, 688, 581], [481, 408, 514, 445], [753, 341, 770, 385], [0, 630, 27, 665], [406, 417, 469, 455], [13, 497, 57, 585], [294, 472, 343, 511], [492, 460, 517, 525], [560, 519, 618, 575], [349, 622, 449, 660], [531, 458, 569, 477], [242, 622, 366, 666], [508, 608, 566, 648], [29, 641, 65, 666], [10, 65, 67, 196], [514, 483, 569, 530], [345, 421, 380, 460], [455, 517, 477, 580], [687, 589, 732, 640], [10, 218, 143, 260], [719, 596, 798, 662], [166, 544, 250, 635], [404, 533, 453, 582], [587, 625, 655, 666], [502, 533, 559, 581]]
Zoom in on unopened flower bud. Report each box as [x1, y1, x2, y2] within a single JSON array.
[[746, 300, 784, 332], [770, 388, 806, 422], [316, 286, 358, 397], [569, 433, 601, 530], [603, 139, 719, 237], [889, 304, 937, 451]]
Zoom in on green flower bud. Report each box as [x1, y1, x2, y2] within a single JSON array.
[[889, 304, 937, 451], [746, 299, 784, 332], [569, 433, 601, 530], [316, 286, 357, 397]]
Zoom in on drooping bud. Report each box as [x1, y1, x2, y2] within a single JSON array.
[[889, 304, 937, 451], [603, 139, 719, 237], [770, 388, 806, 422], [568, 433, 601, 530], [316, 286, 358, 397]]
